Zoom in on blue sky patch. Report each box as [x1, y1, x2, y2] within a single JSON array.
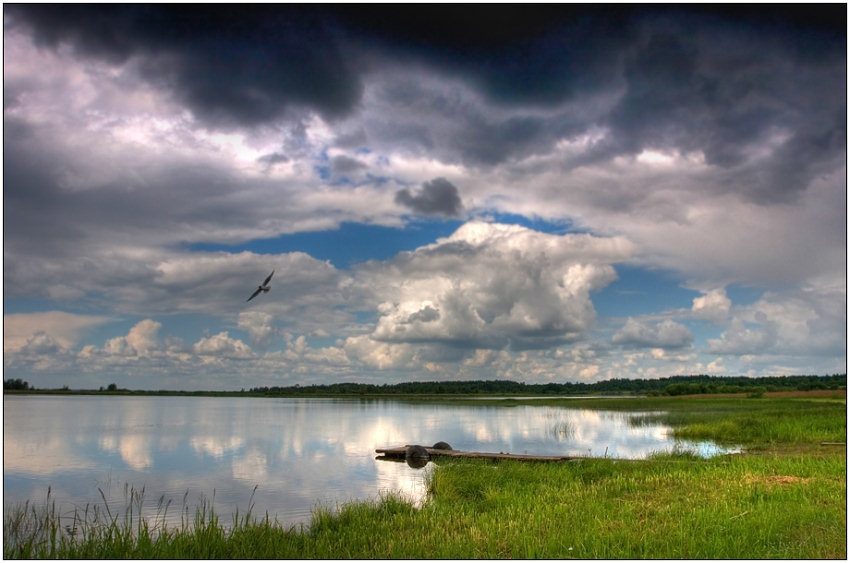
[[594, 264, 698, 319], [190, 220, 465, 268]]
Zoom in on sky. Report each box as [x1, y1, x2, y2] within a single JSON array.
[[3, 5, 846, 391]]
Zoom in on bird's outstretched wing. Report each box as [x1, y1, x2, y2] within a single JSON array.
[[247, 270, 275, 302]]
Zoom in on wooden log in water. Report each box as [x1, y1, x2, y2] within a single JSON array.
[[376, 445, 732, 464], [376, 445, 589, 463]]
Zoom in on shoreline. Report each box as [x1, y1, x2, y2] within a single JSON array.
[[5, 394, 845, 559]]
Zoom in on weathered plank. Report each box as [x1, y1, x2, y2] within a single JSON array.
[[376, 445, 581, 462]]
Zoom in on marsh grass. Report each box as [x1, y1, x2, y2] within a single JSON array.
[[623, 397, 847, 448], [5, 396, 846, 559]]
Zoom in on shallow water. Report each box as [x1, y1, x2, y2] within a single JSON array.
[[3, 395, 737, 528]]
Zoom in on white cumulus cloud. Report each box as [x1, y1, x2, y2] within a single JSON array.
[[691, 288, 731, 324], [193, 332, 255, 360], [238, 311, 278, 349], [366, 221, 634, 349], [707, 284, 845, 358], [612, 318, 694, 349], [707, 315, 778, 355], [4, 311, 113, 352]]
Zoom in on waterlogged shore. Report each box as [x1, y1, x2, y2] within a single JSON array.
[[5, 396, 846, 559]]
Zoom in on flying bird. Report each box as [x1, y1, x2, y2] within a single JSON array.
[[247, 270, 274, 302]]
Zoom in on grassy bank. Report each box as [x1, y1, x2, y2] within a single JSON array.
[[445, 394, 846, 449], [5, 396, 846, 559]]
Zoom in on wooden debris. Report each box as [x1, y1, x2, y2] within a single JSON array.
[[376, 445, 593, 463]]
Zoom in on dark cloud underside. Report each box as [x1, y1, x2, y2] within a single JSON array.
[[7, 5, 843, 123], [395, 178, 464, 217], [6, 4, 362, 123]]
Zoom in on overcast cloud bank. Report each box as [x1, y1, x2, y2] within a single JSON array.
[[4, 6, 845, 389]]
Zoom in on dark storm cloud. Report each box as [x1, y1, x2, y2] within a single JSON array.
[[597, 14, 846, 203], [395, 178, 464, 217], [454, 114, 578, 166], [5, 4, 363, 124], [6, 4, 845, 195], [8, 4, 622, 123], [344, 5, 844, 108], [2, 120, 87, 255], [10, 5, 842, 119], [341, 5, 637, 108], [2, 117, 263, 300], [257, 152, 290, 166], [331, 155, 366, 175]]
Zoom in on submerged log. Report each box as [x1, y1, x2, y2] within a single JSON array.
[[404, 445, 431, 468], [377, 445, 584, 463]]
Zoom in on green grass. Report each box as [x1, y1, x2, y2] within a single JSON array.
[[417, 453, 846, 558], [5, 396, 846, 559], [624, 396, 846, 449]]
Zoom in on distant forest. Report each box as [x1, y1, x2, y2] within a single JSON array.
[[5, 373, 845, 397], [250, 373, 846, 397]]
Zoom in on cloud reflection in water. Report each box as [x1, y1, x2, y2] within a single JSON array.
[[4, 396, 738, 528]]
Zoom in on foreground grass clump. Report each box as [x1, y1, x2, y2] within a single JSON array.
[[417, 454, 845, 559], [5, 397, 846, 559], [6, 454, 844, 559]]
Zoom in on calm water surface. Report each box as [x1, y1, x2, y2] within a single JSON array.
[[4, 395, 737, 528]]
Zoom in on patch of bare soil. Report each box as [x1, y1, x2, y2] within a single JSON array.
[[764, 390, 846, 398], [745, 474, 812, 486], [677, 389, 846, 399]]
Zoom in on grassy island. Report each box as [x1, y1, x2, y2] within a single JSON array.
[[4, 394, 846, 559]]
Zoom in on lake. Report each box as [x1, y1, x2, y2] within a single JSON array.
[[3, 395, 737, 528]]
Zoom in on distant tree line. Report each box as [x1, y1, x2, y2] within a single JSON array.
[[249, 373, 846, 397], [6, 373, 845, 396], [3, 378, 30, 391]]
